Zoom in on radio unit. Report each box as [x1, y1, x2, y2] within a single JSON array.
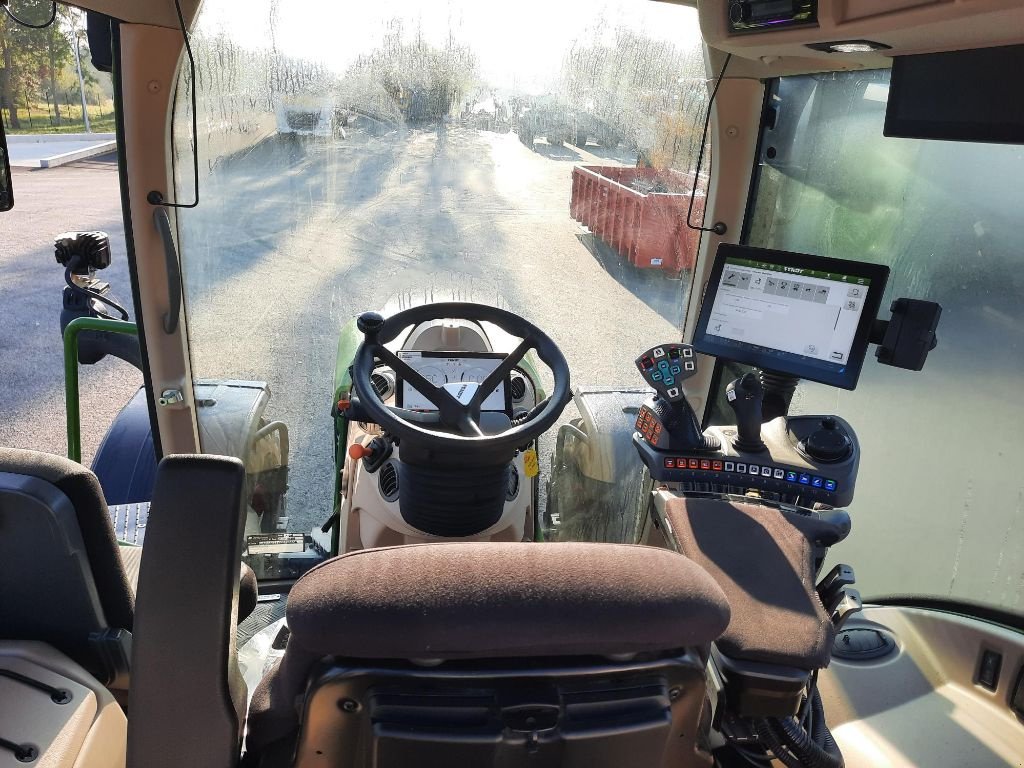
[[728, 0, 817, 34]]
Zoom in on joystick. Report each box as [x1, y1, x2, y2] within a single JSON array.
[[726, 372, 766, 452], [634, 344, 720, 453]]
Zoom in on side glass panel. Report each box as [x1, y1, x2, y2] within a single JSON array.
[[747, 71, 1024, 613], [172, 0, 710, 570]]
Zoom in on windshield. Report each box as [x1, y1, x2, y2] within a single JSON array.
[[173, 0, 709, 571], [745, 70, 1024, 616]]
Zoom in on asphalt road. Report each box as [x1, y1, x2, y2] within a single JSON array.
[[0, 125, 693, 537], [0, 153, 142, 465]]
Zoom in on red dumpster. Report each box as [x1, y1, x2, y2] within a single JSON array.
[[569, 165, 706, 277]]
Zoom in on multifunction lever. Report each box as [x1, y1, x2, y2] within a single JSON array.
[[726, 372, 766, 452], [634, 344, 720, 453], [635, 343, 698, 403]]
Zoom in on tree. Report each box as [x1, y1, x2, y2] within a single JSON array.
[[0, 0, 73, 128]]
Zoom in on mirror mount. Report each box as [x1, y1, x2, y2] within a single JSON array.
[[0, 112, 13, 211]]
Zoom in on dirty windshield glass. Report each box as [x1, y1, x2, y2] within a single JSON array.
[[747, 70, 1024, 615], [173, 0, 709, 573]]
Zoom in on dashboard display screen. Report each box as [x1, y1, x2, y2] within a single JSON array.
[[693, 245, 889, 389], [396, 351, 510, 412]]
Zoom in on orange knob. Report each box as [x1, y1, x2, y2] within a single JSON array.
[[348, 443, 373, 460]]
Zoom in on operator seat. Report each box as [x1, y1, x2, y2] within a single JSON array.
[[246, 541, 732, 768], [0, 447, 257, 687]]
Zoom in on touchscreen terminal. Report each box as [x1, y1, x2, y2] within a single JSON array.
[[692, 244, 889, 390], [396, 351, 511, 412]]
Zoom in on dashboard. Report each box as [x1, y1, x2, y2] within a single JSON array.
[[395, 351, 511, 413]]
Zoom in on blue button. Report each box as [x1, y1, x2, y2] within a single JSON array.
[[658, 360, 670, 370], [798, 473, 811, 485], [785, 471, 798, 482], [811, 476, 824, 488], [663, 376, 675, 386], [824, 479, 837, 492], [651, 372, 662, 381], [670, 364, 681, 374]]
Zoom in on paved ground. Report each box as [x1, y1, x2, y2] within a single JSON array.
[[7, 134, 119, 168], [0, 153, 142, 465]]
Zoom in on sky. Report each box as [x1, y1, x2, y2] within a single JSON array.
[[197, 0, 704, 90]]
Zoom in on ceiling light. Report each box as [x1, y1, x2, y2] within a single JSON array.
[[806, 40, 891, 54]]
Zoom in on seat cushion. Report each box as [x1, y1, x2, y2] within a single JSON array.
[[287, 541, 730, 660], [248, 541, 729, 751], [0, 447, 134, 631], [662, 497, 836, 669]]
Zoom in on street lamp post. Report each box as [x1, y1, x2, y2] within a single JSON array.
[[71, 26, 91, 133]]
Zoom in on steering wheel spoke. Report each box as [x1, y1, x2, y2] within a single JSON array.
[[470, 337, 535, 410]]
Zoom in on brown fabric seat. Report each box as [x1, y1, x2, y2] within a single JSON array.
[[248, 541, 730, 751], [662, 497, 837, 670]]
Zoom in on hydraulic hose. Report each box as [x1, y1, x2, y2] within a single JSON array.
[[810, 686, 843, 765], [772, 689, 844, 768], [752, 719, 802, 768]]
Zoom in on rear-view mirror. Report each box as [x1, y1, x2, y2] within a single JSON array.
[[0, 115, 12, 212]]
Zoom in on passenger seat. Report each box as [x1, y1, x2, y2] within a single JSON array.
[[0, 447, 256, 688]]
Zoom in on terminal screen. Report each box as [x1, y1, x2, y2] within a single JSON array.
[[693, 245, 889, 389]]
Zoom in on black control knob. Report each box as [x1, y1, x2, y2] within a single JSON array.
[[802, 418, 852, 463], [357, 311, 385, 339], [726, 372, 766, 452]]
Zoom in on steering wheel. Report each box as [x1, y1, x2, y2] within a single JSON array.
[[352, 302, 571, 453]]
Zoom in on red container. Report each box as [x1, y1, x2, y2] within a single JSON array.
[[569, 165, 706, 277]]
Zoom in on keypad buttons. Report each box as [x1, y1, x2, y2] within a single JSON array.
[[761, 466, 772, 477], [724, 461, 735, 472], [651, 372, 662, 381], [749, 464, 760, 475], [824, 479, 837, 492], [666, 387, 680, 398], [811, 476, 824, 488], [736, 463, 747, 473], [653, 347, 666, 358], [682, 348, 693, 358], [773, 468, 785, 479], [798, 473, 811, 485], [786, 471, 798, 482]]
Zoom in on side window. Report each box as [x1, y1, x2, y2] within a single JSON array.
[[745, 71, 1024, 613]]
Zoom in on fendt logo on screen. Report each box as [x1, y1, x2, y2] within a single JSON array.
[[782, 266, 805, 274]]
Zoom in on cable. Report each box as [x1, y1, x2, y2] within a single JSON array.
[[685, 52, 732, 237], [753, 718, 802, 768], [65, 258, 130, 321], [148, 0, 200, 208], [1, 0, 57, 28]]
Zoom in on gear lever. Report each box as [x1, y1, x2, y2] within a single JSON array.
[[726, 372, 766, 452]]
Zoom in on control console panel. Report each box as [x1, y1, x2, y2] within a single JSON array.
[[634, 414, 859, 508]]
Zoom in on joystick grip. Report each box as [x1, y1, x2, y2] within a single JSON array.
[[726, 372, 766, 452]]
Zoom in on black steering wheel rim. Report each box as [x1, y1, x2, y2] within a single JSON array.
[[352, 302, 571, 453]]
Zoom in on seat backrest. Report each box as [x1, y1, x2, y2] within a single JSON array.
[[0, 448, 134, 676], [247, 541, 731, 767]]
